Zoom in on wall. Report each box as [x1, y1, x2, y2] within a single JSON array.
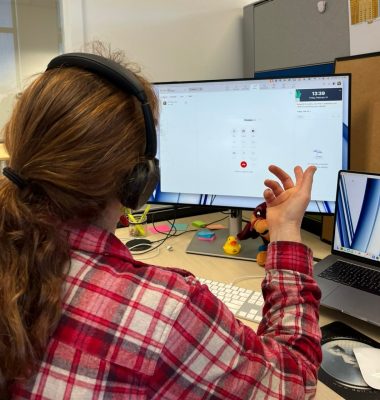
[[61, 0, 255, 82], [0, 0, 61, 140], [16, 0, 61, 84], [243, 0, 350, 75], [348, 6, 380, 55]]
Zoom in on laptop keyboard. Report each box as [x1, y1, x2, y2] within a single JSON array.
[[318, 260, 380, 296]]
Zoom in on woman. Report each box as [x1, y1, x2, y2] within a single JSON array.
[[0, 47, 320, 399]]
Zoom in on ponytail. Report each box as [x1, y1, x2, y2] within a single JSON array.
[[0, 178, 69, 389]]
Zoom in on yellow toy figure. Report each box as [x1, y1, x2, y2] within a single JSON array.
[[237, 202, 269, 266], [223, 235, 241, 255]]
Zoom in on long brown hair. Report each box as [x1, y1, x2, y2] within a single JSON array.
[[0, 48, 157, 392]]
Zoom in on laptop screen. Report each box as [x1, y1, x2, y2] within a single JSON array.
[[333, 170, 380, 263]]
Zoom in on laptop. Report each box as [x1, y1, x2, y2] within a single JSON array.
[[314, 170, 380, 327]]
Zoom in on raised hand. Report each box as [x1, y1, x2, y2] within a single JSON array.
[[263, 165, 317, 243]]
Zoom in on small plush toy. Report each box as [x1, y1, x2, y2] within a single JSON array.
[[223, 235, 241, 255], [237, 202, 269, 266]]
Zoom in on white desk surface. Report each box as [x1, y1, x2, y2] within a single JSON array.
[[116, 212, 380, 400]]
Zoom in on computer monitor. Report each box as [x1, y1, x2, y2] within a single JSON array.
[[150, 75, 350, 259]]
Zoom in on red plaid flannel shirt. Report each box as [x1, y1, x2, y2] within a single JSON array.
[[12, 224, 321, 399]]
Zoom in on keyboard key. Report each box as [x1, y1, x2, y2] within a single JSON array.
[[198, 277, 263, 323], [319, 261, 380, 296]]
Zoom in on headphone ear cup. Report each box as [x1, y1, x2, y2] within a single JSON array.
[[119, 159, 160, 210]]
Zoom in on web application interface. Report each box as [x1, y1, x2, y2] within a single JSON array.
[[153, 75, 350, 212]]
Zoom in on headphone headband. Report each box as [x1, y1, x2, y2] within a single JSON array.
[[46, 52, 160, 209], [46, 53, 157, 158]]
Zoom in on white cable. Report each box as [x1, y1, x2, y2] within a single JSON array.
[[231, 275, 265, 286], [126, 243, 152, 252]]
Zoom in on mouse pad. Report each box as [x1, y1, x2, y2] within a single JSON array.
[[319, 321, 380, 399], [125, 238, 152, 251]]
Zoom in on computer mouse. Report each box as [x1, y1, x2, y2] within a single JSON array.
[[353, 347, 380, 390]]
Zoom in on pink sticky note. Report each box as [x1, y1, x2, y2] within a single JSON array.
[[197, 235, 216, 242], [148, 224, 171, 234]]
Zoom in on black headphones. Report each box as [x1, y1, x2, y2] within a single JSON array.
[[46, 53, 159, 210]]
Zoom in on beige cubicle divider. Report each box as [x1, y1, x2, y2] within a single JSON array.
[[335, 52, 380, 173], [320, 53, 380, 243]]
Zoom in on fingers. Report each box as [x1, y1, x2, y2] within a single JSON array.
[[268, 165, 294, 190], [264, 165, 317, 202], [264, 179, 284, 197], [302, 166, 317, 190], [263, 188, 276, 203], [294, 165, 304, 186], [294, 165, 317, 193]]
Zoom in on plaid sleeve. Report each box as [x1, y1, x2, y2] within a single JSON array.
[[149, 242, 321, 400]]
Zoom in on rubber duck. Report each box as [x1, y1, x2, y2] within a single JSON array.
[[223, 235, 241, 255]]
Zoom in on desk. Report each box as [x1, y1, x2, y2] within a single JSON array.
[[116, 212, 380, 400]]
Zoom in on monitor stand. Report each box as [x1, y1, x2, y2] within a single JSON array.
[[186, 209, 263, 262]]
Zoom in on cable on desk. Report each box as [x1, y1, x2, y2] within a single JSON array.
[[129, 219, 177, 255], [126, 205, 181, 255], [169, 214, 229, 239], [205, 214, 229, 225], [231, 275, 265, 286], [126, 213, 230, 257]]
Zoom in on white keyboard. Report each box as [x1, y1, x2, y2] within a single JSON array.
[[197, 277, 264, 323]]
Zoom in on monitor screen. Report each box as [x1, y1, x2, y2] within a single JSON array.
[[150, 74, 350, 213]]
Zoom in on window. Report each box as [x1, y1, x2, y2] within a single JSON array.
[[0, 0, 62, 139], [0, 0, 19, 92]]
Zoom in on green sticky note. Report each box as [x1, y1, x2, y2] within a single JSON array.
[[192, 220, 207, 228]]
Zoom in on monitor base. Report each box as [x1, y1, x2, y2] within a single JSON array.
[[186, 228, 263, 262]]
